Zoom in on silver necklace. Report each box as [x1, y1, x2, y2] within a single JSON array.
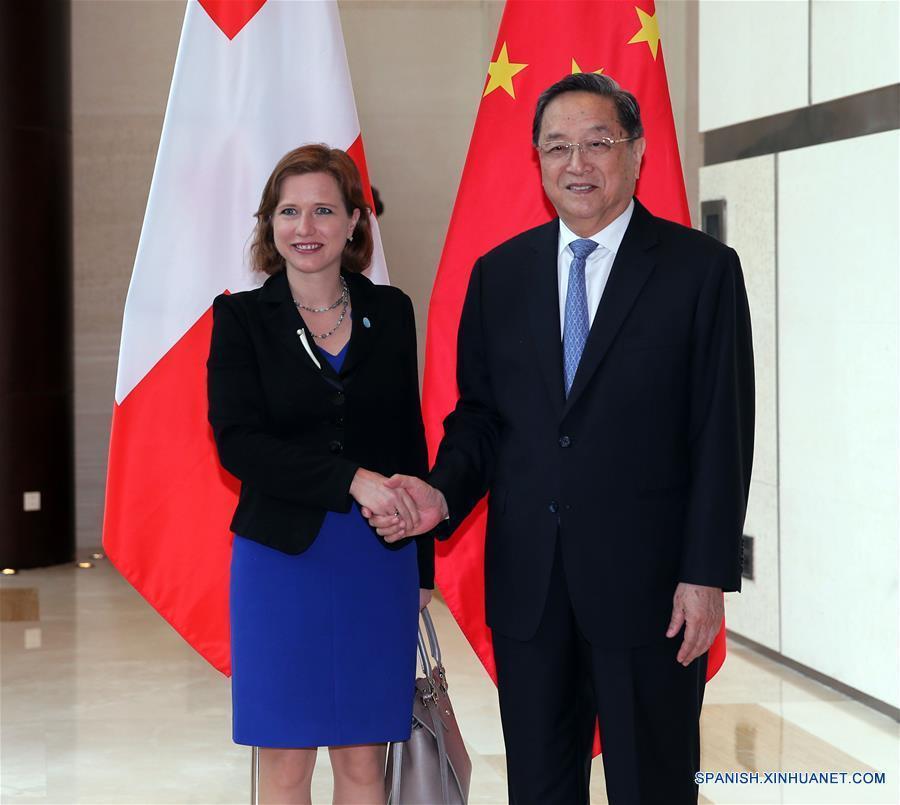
[[294, 276, 348, 313], [308, 297, 349, 341]]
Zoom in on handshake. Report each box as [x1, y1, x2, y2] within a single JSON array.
[[349, 468, 449, 541]]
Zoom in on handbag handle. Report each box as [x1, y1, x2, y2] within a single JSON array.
[[417, 606, 452, 804], [417, 626, 433, 678], [390, 607, 450, 805], [420, 606, 443, 666], [420, 605, 448, 693]]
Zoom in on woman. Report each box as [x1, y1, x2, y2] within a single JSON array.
[[207, 144, 434, 804]]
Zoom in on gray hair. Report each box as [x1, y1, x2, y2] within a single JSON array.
[[532, 73, 644, 145]]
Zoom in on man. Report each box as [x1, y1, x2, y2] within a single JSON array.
[[366, 73, 754, 804]]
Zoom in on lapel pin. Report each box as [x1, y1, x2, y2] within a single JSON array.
[[296, 328, 322, 370], [362, 317, 371, 329]]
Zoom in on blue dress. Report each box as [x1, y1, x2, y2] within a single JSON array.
[[229, 342, 420, 748]]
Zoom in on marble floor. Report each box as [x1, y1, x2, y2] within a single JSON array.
[[1, 555, 897, 804]]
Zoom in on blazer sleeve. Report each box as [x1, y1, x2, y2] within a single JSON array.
[[679, 247, 755, 592], [207, 294, 360, 511], [428, 259, 502, 535], [398, 293, 435, 589]]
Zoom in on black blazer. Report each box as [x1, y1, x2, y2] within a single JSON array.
[[429, 199, 754, 645], [207, 269, 434, 588]]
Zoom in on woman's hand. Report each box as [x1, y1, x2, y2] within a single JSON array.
[[362, 475, 448, 541], [349, 468, 420, 532], [419, 589, 433, 611]]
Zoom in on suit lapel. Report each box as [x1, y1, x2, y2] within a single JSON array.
[[339, 271, 384, 383], [525, 220, 566, 415], [259, 270, 342, 386], [562, 200, 658, 416]]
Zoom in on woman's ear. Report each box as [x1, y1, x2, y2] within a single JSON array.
[[348, 207, 362, 240]]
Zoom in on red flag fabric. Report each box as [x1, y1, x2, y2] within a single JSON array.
[[102, 0, 387, 675], [423, 0, 727, 737]]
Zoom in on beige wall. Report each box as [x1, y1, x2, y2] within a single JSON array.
[[339, 0, 504, 370], [71, 0, 696, 547], [72, 0, 184, 548]]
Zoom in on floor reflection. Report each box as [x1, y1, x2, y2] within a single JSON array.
[[1, 555, 897, 804]]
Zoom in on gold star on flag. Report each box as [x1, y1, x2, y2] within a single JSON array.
[[627, 7, 661, 60], [483, 42, 528, 98], [571, 59, 604, 75]]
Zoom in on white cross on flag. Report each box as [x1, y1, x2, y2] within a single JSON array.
[[103, 0, 386, 674]]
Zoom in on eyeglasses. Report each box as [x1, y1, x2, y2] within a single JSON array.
[[537, 136, 639, 160]]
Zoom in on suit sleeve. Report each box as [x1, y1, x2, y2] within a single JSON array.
[[398, 293, 435, 589], [207, 294, 360, 511], [679, 248, 755, 592], [428, 259, 502, 535]]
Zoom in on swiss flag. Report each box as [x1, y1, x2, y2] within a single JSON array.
[[422, 0, 727, 752], [102, 0, 385, 675]]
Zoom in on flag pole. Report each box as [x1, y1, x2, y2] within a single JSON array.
[[250, 746, 259, 804]]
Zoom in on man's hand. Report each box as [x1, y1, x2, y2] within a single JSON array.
[[666, 582, 724, 666], [361, 475, 448, 542], [349, 468, 420, 533]]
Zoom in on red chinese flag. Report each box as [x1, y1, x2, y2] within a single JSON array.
[[423, 0, 727, 748]]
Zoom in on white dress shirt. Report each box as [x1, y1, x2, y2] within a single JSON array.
[[557, 199, 635, 332]]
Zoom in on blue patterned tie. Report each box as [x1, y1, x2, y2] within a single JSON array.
[[563, 238, 598, 396]]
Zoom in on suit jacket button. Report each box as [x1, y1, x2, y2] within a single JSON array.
[[332, 391, 345, 406], [328, 440, 343, 454], [558, 435, 571, 448], [333, 415, 345, 427], [548, 501, 559, 514]]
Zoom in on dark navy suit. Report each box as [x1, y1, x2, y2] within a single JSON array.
[[429, 199, 754, 803]]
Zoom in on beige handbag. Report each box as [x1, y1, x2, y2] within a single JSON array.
[[385, 606, 472, 805]]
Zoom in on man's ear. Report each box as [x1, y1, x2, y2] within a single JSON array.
[[635, 137, 647, 178]]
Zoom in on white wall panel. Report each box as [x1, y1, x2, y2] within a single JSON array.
[[699, 0, 809, 131], [778, 130, 900, 707], [811, 0, 900, 104], [700, 155, 780, 650]]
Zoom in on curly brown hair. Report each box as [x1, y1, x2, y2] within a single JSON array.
[[250, 144, 374, 275]]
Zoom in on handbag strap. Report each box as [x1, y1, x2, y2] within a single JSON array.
[[421, 606, 448, 692], [417, 627, 433, 678], [421, 606, 442, 665], [415, 608, 452, 804], [416, 630, 440, 713], [391, 741, 403, 804], [428, 691, 451, 804]]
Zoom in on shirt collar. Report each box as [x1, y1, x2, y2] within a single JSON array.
[[557, 198, 635, 258]]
